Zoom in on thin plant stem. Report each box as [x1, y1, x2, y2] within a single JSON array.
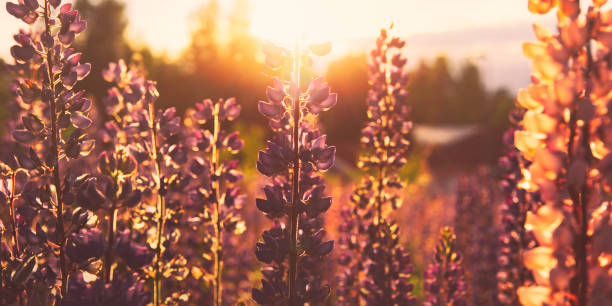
[[567, 11, 593, 305], [211, 106, 223, 306], [103, 205, 117, 284], [43, 0, 68, 297], [441, 257, 449, 304], [150, 102, 166, 306], [517, 159, 530, 289], [375, 166, 392, 305], [288, 40, 301, 304], [374, 42, 394, 305], [376, 167, 384, 226], [9, 170, 19, 254], [8, 170, 25, 306]]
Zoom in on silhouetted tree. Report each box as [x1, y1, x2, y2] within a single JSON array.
[[75, 0, 130, 103], [186, 0, 219, 69], [228, 0, 256, 64], [405, 55, 513, 126], [323, 53, 368, 163], [454, 61, 487, 122]]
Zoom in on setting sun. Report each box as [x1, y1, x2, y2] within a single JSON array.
[[250, 0, 337, 49]]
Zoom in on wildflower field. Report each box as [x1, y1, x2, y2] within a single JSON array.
[[1, 0, 612, 305]]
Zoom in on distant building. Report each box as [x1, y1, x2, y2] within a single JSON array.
[[413, 124, 478, 146]]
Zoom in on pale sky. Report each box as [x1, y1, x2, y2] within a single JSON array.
[[0, 0, 566, 91]]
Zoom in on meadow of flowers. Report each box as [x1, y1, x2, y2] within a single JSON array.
[[1, 0, 612, 305]]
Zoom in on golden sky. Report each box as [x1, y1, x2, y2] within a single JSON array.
[[1, 0, 543, 57], [0, 0, 587, 90], [126, 0, 540, 55]]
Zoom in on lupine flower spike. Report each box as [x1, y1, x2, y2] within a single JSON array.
[[453, 173, 498, 305], [422, 226, 467, 306], [337, 25, 416, 305], [184, 97, 246, 305], [4, 0, 97, 302], [496, 110, 541, 305], [252, 40, 337, 305], [515, 0, 612, 304], [102, 60, 187, 305]]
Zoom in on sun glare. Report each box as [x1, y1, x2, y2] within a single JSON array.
[[250, 0, 341, 50]]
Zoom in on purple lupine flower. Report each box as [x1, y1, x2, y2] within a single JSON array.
[[496, 110, 540, 305], [60, 272, 149, 306], [102, 60, 188, 305], [114, 231, 154, 270], [252, 41, 337, 305], [95, 61, 143, 285], [422, 227, 467, 306], [65, 228, 105, 264], [183, 97, 246, 305], [454, 173, 499, 305], [336, 206, 362, 304], [337, 25, 415, 305], [99, 60, 154, 290], [2, 0, 94, 301]]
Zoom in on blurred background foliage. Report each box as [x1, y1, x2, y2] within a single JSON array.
[[47, 0, 515, 173], [0, 0, 514, 174], [0, 59, 10, 137]]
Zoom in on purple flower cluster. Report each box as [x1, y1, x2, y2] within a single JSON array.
[[183, 97, 246, 305], [2, 2, 253, 302], [496, 110, 540, 305], [102, 59, 187, 305], [336, 201, 364, 304], [252, 43, 337, 305], [337, 26, 415, 305], [454, 174, 499, 305], [1, 0, 96, 303], [60, 272, 148, 306], [423, 227, 467, 306]]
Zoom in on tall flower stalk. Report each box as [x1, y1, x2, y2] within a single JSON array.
[[102, 60, 185, 305], [496, 111, 540, 305], [97, 148, 140, 284], [5, 167, 20, 255], [212, 104, 223, 306], [422, 226, 467, 306], [184, 97, 246, 305], [97, 61, 146, 285], [148, 82, 165, 306], [288, 43, 301, 303], [515, 0, 612, 304], [252, 41, 337, 305], [5, 0, 94, 300], [0, 163, 29, 305], [41, 0, 90, 296], [454, 173, 499, 305], [337, 26, 415, 305]]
